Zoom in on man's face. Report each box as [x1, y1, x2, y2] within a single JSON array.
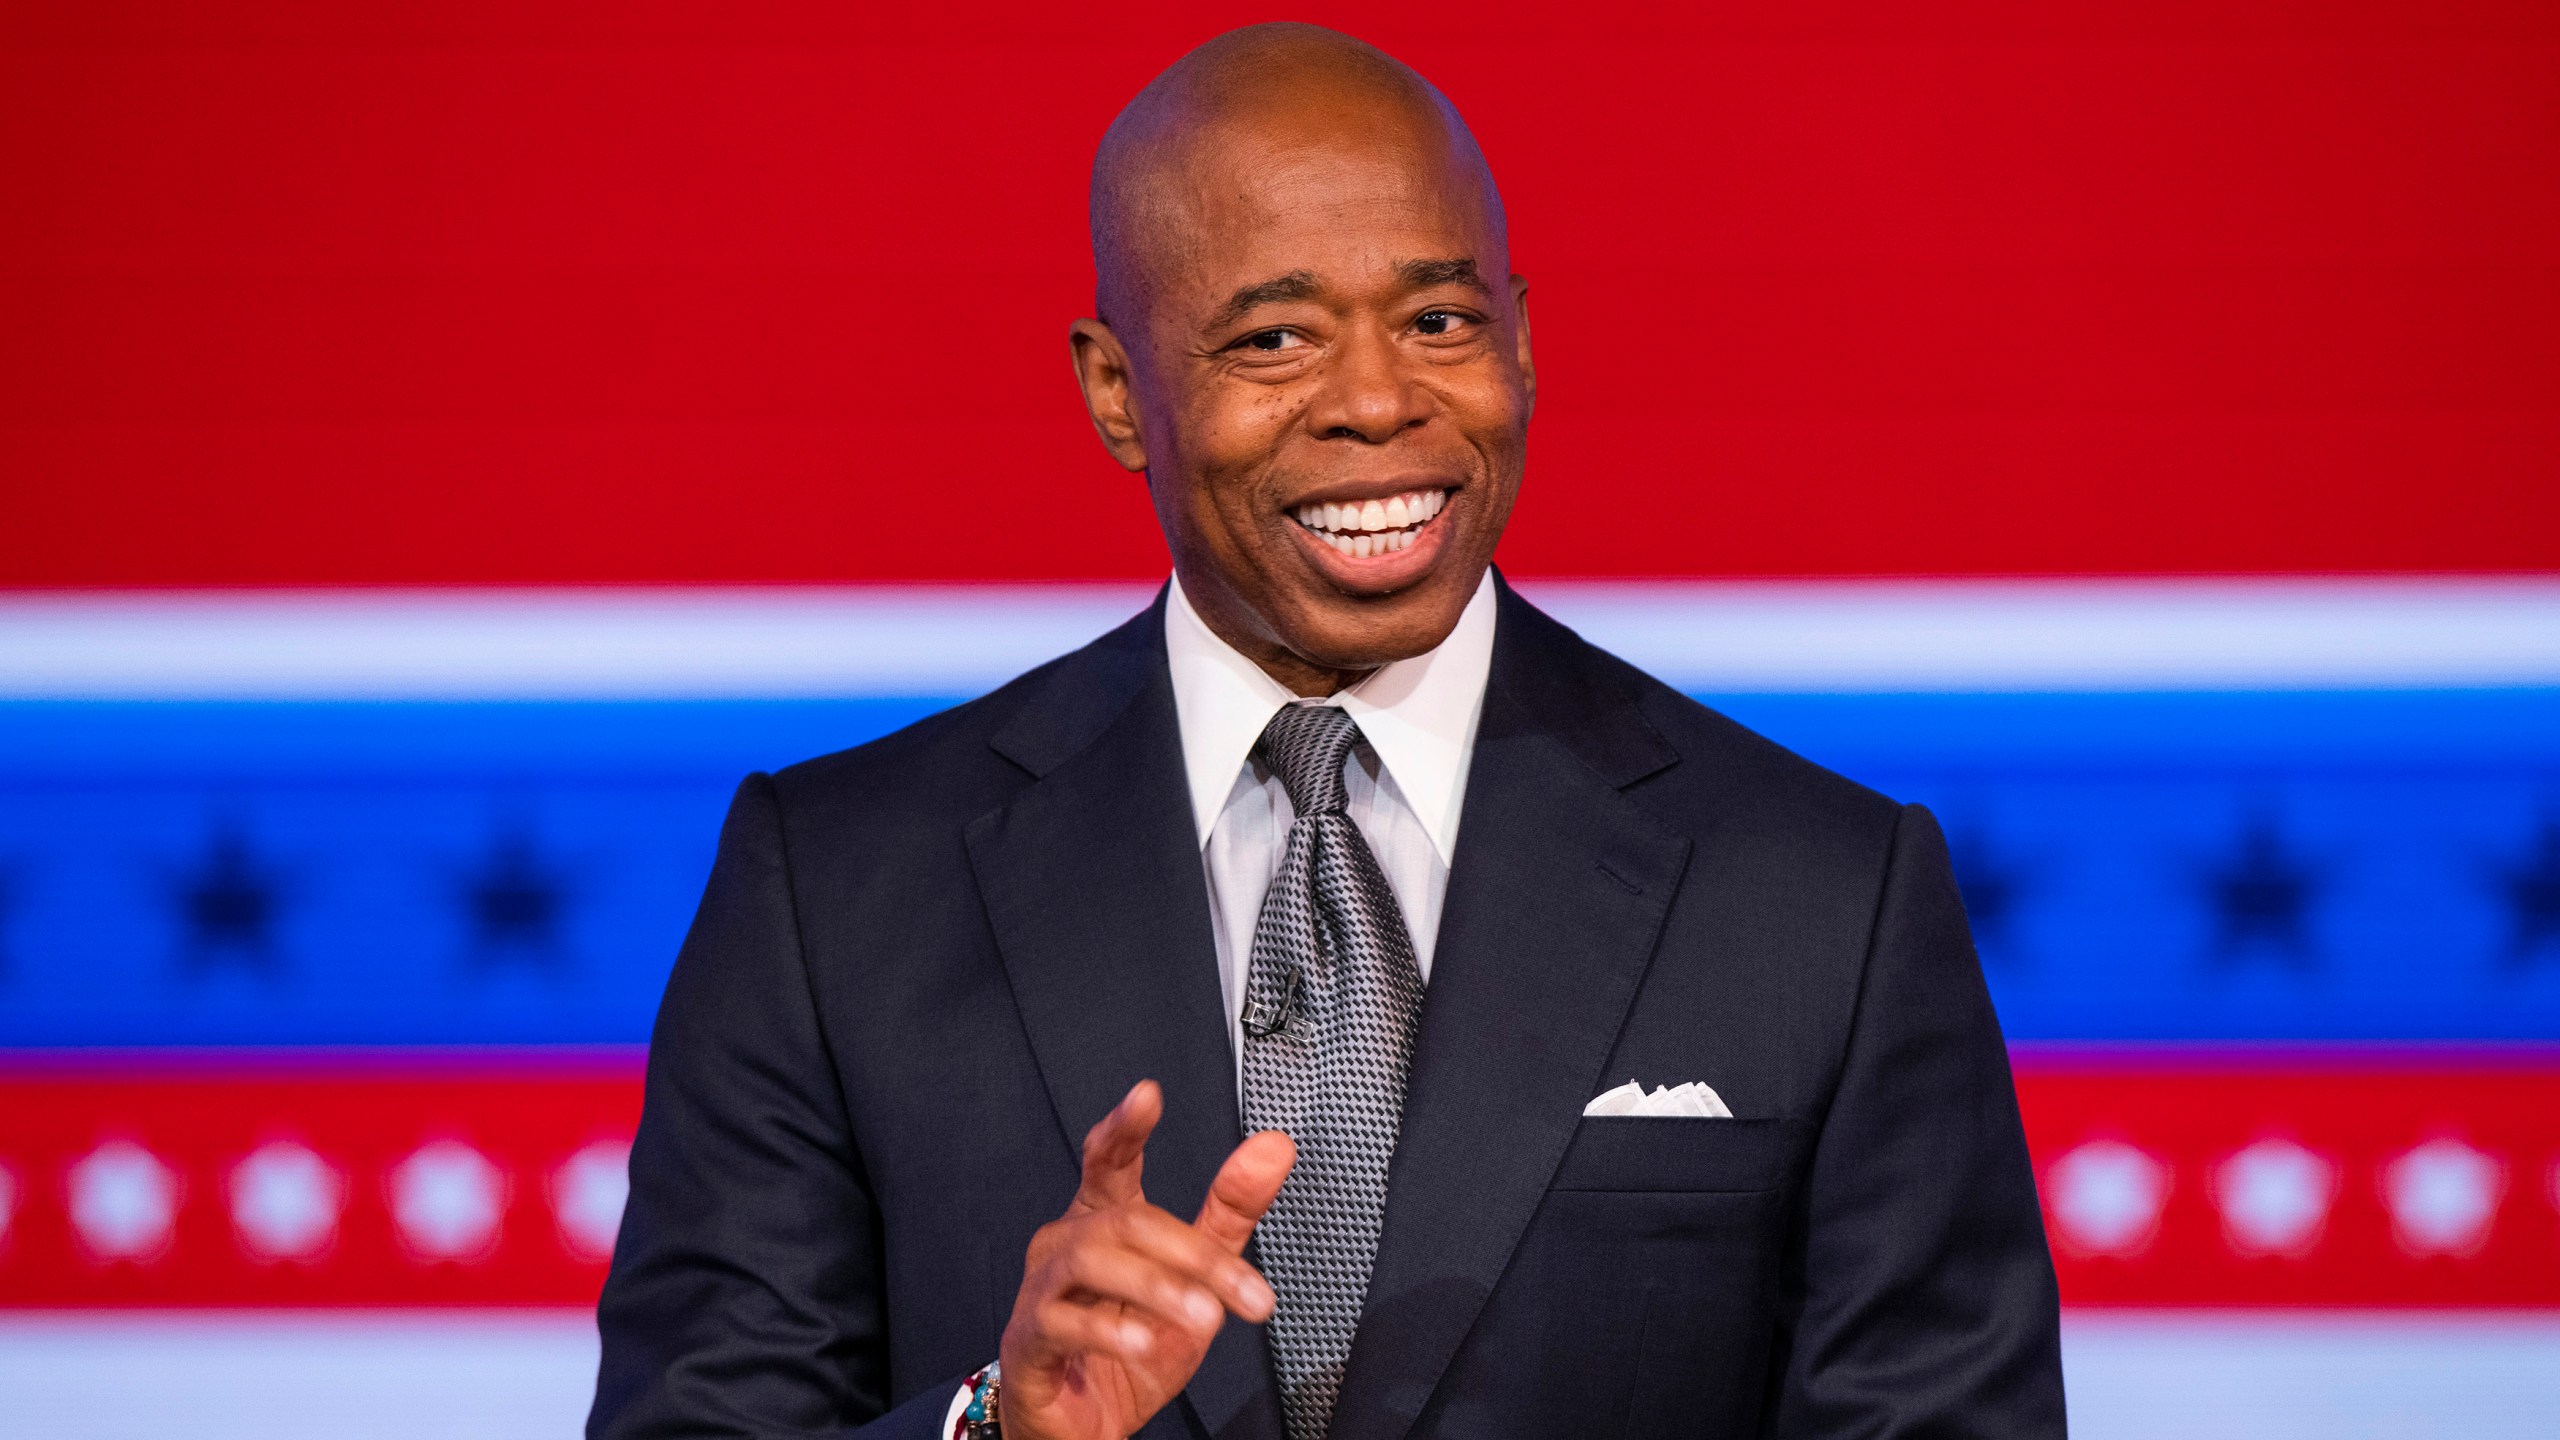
[[1074, 108, 1534, 687]]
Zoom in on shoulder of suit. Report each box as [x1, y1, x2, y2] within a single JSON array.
[[1634, 678, 1900, 821], [762, 602, 1158, 824], [1505, 594, 1904, 839]]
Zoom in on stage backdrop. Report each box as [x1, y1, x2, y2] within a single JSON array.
[[3, 4, 2557, 1437]]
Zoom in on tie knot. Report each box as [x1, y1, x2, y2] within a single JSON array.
[[1256, 703, 1361, 817]]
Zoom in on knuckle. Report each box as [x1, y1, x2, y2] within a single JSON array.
[[1025, 1221, 1068, 1267], [1149, 1216, 1211, 1265], [1059, 1244, 1104, 1285], [1028, 1305, 1078, 1349]]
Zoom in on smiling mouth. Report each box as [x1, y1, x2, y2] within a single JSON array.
[[1290, 487, 1449, 558]]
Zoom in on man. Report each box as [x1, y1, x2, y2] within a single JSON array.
[[591, 23, 2063, 1440]]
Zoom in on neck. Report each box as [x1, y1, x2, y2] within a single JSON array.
[[1178, 570, 1373, 699]]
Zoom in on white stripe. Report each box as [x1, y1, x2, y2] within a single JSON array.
[[0, 1310, 597, 1440], [0, 1309, 2551, 1438], [0, 586, 1157, 700], [0, 578, 2554, 699], [1526, 578, 2560, 692], [2061, 1310, 2560, 1440]]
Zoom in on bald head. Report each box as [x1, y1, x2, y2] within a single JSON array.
[[1091, 23, 1507, 331], [1068, 24, 1535, 698]]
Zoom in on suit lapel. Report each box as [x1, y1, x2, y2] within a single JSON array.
[[1329, 583, 1692, 1440], [963, 602, 1283, 1440]]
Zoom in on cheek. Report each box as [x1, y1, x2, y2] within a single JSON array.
[[1180, 388, 1302, 502], [1194, 385, 1299, 459], [1442, 372, 1532, 467]]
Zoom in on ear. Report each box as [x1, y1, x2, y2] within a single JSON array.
[[1069, 318, 1150, 472], [1509, 274, 1536, 419]]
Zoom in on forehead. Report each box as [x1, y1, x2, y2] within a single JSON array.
[[1146, 111, 1496, 308]]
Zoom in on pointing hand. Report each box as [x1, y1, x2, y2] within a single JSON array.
[[998, 1080, 1295, 1440]]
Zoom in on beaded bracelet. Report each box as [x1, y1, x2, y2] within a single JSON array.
[[954, 1360, 1002, 1439]]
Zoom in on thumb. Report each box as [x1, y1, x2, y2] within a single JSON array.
[[1194, 1129, 1295, 1253], [1071, 1079, 1161, 1214]]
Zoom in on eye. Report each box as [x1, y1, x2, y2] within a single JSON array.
[[1239, 328, 1307, 352], [1414, 309, 1474, 337]]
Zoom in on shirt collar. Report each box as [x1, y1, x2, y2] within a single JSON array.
[[1164, 569, 1496, 864]]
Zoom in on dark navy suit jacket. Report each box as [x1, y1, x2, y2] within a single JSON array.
[[590, 578, 2065, 1439]]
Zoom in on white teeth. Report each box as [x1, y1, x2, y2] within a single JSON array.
[[1300, 488, 1450, 550]]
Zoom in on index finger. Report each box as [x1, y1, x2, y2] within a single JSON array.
[[1072, 1079, 1162, 1214]]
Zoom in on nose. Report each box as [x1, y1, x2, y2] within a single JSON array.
[[1303, 321, 1431, 443]]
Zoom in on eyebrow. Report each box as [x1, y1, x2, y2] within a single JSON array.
[[1397, 256, 1490, 294], [1200, 257, 1493, 335], [1204, 270, 1321, 333]]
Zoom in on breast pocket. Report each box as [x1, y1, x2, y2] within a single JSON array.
[[1424, 1117, 1810, 1438], [1547, 1115, 1804, 1193]]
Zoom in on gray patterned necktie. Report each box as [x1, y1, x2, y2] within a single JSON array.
[[1240, 703, 1427, 1440]]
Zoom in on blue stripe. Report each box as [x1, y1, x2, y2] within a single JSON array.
[[2, 690, 2555, 1047]]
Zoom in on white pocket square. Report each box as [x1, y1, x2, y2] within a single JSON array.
[[1582, 1079, 1733, 1118]]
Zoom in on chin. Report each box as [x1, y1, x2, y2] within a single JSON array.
[[1280, 576, 1479, 670]]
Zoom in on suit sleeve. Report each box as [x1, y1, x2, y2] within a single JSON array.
[[588, 773, 962, 1440], [1763, 803, 2067, 1438]]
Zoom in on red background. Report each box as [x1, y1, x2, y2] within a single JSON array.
[[8, 1061, 2558, 1307], [0, 1063, 641, 1307], [2019, 1057, 2560, 1308], [4, 1, 2557, 587]]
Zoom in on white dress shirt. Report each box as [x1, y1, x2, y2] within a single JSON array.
[[942, 574, 1497, 1435], [1166, 571, 1497, 1094]]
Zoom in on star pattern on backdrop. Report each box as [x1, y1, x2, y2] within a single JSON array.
[[2203, 814, 2322, 969], [2491, 816, 2560, 969], [228, 1141, 345, 1262], [1944, 820, 2032, 958], [69, 1141, 182, 1261], [2381, 1138, 2504, 1256], [550, 1140, 632, 1262], [457, 822, 573, 972], [174, 820, 286, 976], [390, 1140, 509, 1261], [2044, 1139, 2170, 1257], [2212, 1138, 2336, 1257]]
